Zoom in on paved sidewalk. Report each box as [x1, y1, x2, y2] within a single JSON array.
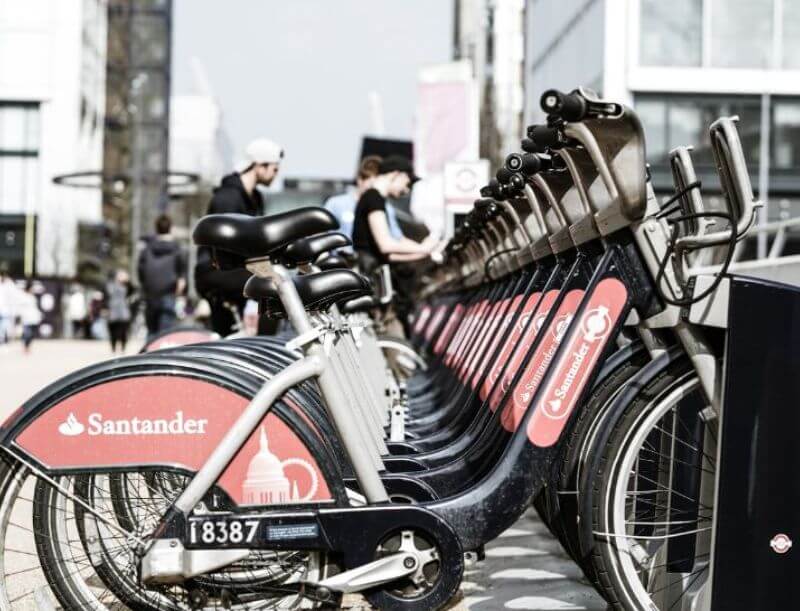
[[1, 338, 125, 417], [462, 509, 606, 610], [1, 339, 608, 610]]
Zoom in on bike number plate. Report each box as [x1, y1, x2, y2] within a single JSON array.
[[188, 518, 261, 546], [187, 517, 321, 548]]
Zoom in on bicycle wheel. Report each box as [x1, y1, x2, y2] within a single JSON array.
[[0, 456, 335, 610], [591, 364, 715, 610], [547, 347, 649, 583]]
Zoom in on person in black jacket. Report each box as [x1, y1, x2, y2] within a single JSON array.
[[195, 138, 283, 336], [138, 214, 187, 337]]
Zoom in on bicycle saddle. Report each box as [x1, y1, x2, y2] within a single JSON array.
[[193, 207, 339, 259], [279, 232, 351, 266], [243, 269, 373, 313], [340, 295, 378, 314], [316, 254, 350, 271]]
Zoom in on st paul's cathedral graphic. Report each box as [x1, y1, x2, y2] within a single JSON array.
[[242, 426, 318, 505]]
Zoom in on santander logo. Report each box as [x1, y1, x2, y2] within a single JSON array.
[[582, 306, 612, 342], [552, 313, 573, 341], [58, 413, 85, 436], [57, 411, 209, 437]]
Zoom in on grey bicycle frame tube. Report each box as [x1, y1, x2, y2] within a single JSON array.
[[323, 312, 389, 453], [331, 311, 388, 434]]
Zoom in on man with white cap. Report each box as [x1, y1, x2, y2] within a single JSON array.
[[194, 138, 283, 336]]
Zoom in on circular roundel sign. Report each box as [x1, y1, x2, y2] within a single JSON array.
[[455, 167, 478, 193], [771, 533, 793, 554]]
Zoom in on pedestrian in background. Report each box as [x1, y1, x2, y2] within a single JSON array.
[[195, 137, 282, 336], [106, 269, 132, 353], [19, 282, 41, 354], [0, 271, 13, 345], [67, 285, 87, 339], [352, 155, 440, 269], [324, 155, 406, 246], [137, 214, 187, 337]]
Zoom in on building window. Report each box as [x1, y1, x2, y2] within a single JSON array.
[[639, 0, 702, 67], [634, 94, 762, 168], [636, 94, 800, 180], [640, 0, 800, 70], [773, 99, 800, 170], [783, 0, 800, 69], [711, 0, 774, 68], [0, 103, 40, 215]]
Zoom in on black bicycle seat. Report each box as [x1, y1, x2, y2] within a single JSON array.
[[193, 207, 339, 259], [279, 232, 351, 267], [316, 254, 350, 271], [244, 269, 373, 314], [339, 295, 378, 314]]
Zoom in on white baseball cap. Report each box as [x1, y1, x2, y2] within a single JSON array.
[[236, 138, 284, 171]]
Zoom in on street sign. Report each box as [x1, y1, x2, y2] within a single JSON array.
[[444, 160, 489, 205]]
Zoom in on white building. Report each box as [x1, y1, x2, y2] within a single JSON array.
[[0, 0, 107, 278], [169, 59, 232, 189], [170, 95, 231, 188], [526, 0, 800, 246]]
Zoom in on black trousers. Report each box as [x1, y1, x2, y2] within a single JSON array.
[[108, 320, 130, 351], [196, 266, 250, 337]]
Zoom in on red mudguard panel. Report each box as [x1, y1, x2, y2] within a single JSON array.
[[528, 278, 628, 447], [481, 292, 541, 401], [433, 304, 465, 355], [501, 289, 585, 431], [488, 289, 558, 412], [15, 376, 332, 506]]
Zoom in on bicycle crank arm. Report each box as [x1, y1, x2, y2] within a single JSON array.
[[315, 552, 418, 593]]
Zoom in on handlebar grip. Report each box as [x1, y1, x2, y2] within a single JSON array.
[[496, 167, 514, 185], [505, 153, 524, 172], [527, 124, 561, 149], [540, 89, 587, 122], [507, 173, 526, 194], [520, 138, 540, 154], [507, 153, 543, 176], [487, 178, 503, 200]]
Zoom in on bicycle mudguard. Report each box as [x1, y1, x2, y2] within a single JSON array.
[[541, 340, 649, 525], [140, 325, 219, 352], [0, 356, 348, 509], [574, 345, 687, 558], [590, 338, 647, 393]]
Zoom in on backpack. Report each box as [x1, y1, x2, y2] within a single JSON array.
[[139, 242, 180, 299]]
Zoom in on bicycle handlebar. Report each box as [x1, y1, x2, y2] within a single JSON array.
[[540, 88, 623, 122], [496, 167, 514, 185], [526, 125, 562, 149], [540, 89, 587, 121], [505, 152, 544, 176]]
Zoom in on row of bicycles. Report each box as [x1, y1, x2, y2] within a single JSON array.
[[0, 87, 795, 610]]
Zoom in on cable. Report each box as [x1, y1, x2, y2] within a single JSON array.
[[655, 180, 702, 220], [484, 248, 517, 281], [654, 211, 737, 308]]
